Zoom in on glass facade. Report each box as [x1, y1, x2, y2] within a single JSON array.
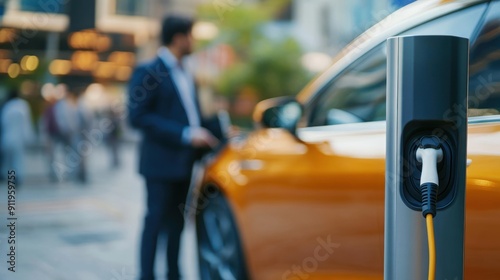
[[16, 0, 149, 16], [115, 0, 149, 17], [20, 0, 66, 14]]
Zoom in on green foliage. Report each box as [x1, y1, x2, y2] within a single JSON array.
[[197, 0, 311, 100], [217, 37, 310, 100]]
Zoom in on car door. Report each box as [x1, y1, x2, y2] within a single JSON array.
[[463, 1, 500, 278], [237, 3, 490, 280]]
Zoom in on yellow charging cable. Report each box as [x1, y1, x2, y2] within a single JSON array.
[[426, 213, 436, 280], [416, 141, 441, 280]]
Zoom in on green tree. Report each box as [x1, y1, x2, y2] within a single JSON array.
[[197, 0, 311, 101]]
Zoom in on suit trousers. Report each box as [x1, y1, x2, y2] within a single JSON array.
[[140, 178, 190, 280]]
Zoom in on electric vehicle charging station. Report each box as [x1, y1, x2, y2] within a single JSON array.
[[384, 36, 468, 280]]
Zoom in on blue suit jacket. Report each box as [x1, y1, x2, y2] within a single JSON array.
[[128, 58, 223, 181]]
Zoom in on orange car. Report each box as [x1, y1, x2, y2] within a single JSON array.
[[195, 0, 500, 279]]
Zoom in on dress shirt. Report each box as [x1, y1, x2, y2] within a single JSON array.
[[158, 47, 200, 135]]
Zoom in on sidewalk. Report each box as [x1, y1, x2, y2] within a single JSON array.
[[0, 143, 199, 280]]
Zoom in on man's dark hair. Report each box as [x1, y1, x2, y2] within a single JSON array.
[[61, 75, 92, 96], [161, 15, 194, 45]]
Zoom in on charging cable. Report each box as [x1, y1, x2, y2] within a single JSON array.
[[416, 136, 443, 280]]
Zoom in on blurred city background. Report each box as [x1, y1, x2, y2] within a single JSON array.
[[0, 0, 414, 279]]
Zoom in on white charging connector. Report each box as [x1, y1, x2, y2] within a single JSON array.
[[416, 147, 443, 186]]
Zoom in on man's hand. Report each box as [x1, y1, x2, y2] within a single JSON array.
[[190, 127, 219, 148], [227, 125, 241, 139]]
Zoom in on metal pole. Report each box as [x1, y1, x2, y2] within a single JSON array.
[[385, 35, 468, 280]]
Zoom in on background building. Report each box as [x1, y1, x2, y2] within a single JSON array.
[[0, 0, 414, 122], [0, 0, 161, 122]]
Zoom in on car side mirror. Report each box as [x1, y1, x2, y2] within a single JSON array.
[[253, 97, 303, 136]]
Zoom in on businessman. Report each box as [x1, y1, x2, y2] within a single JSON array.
[[128, 15, 224, 280]]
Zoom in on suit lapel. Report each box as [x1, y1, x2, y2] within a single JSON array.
[[155, 57, 201, 124]]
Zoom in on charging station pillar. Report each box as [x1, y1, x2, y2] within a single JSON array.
[[385, 36, 468, 280]]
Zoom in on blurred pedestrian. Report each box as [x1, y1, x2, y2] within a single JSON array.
[[128, 15, 224, 280], [53, 83, 91, 183], [41, 85, 64, 182], [0, 89, 35, 184], [104, 106, 121, 169]]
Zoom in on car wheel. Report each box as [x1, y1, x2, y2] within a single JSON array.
[[196, 186, 248, 280]]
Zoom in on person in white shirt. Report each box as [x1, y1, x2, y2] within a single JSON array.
[[52, 83, 91, 183], [1, 89, 35, 184]]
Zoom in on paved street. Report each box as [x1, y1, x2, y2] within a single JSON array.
[[0, 143, 199, 280]]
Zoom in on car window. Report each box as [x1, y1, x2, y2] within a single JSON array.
[[309, 45, 386, 126], [468, 1, 500, 117], [308, 3, 487, 127]]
